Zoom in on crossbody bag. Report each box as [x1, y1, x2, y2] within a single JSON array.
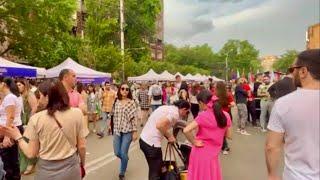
[[52, 115, 86, 178]]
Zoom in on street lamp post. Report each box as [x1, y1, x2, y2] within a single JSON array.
[[225, 53, 229, 82], [120, 0, 125, 81]]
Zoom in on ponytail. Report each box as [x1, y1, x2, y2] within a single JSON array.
[[196, 90, 227, 129], [212, 101, 227, 128]]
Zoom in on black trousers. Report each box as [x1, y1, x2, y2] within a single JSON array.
[[247, 101, 257, 125], [0, 125, 23, 180], [190, 103, 200, 119], [139, 139, 162, 180]]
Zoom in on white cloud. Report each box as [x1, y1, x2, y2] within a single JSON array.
[[164, 0, 320, 55]]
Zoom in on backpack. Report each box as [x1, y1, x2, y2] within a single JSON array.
[[152, 85, 162, 101]]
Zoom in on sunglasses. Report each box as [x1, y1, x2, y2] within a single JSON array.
[[121, 87, 129, 92], [288, 66, 303, 73]]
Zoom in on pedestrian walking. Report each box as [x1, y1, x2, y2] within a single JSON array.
[[112, 83, 138, 180], [16, 79, 38, 174], [0, 81, 87, 180], [184, 90, 232, 180], [258, 76, 273, 132], [97, 82, 116, 137], [0, 77, 23, 180], [215, 81, 234, 155], [148, 82, 162, 112], [242, 79, 257, 126], [189, 83, 200, 118], [139, 100, 190, 180], [59, 69, 86, 113], [138, 83, 150, 127], [76, 83, 90, 137], [87, 84, 99, 133], [235, 78, 250, 135], [265, 49, 320, 180]]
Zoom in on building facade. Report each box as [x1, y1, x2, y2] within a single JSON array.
[[150, 0, 164, 60], [306, 23, 320, 49], [260, 55, 279, 72]]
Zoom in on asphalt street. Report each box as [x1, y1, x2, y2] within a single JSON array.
[[22, 108, 284, 180]]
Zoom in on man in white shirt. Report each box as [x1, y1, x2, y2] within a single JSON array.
[[265, 49, 320, 180], [139, 100, 190, 180]]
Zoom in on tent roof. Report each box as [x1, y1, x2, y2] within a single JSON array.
[[212, 76, 224, 81], [0, 57, 46, 77], [46, 58, 111, 78], [128, 69, 160, 81], [159, 70, 175, 81]]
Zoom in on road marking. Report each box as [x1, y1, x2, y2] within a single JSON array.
[[86, 143, 139, 174]]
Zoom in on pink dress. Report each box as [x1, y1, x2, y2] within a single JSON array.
[[187, 109, 231, 180]]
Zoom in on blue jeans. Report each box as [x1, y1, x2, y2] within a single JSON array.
[[151, 105, 161, 112], [100, 112, 110, 134], [113, 132, 133, 176]]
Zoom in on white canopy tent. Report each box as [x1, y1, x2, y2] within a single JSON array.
[[174, 72, 184, 80], [184, 73, 194, 81], [0, 57, 46, 78], [158, 70, 175, 81], [46, 58, 111, 78], [212, 76, 224, 82], [192, 73, 206, 81], [128, 69, 160, 81]]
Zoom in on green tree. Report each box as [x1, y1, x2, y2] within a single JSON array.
[[0, 0, 77, 67], [218, 40, 261, 79], [273, 50, 298, 72]]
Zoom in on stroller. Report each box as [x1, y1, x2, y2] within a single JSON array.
[[173, 120, 192, 169]]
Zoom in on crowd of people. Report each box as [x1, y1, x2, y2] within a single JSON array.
[[0, 49, 318, 180]]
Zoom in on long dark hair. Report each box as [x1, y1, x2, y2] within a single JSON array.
[[47, 81, 70, 116], [87, 84, 96, 94], [117, 83, 133, 100], [196, 90, 227, 128], [215, 82, 229, 108], [0, 77, 20, 97]]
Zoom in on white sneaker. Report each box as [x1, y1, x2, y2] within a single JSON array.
[[236, 128, 241, 133], [222, 150, 229, 155], [261, 128, 267, 133], [240, 130, 251, 135]]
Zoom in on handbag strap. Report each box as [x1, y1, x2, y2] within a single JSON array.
[[52, 115, 77, 152], [163, 143, 177, 164]]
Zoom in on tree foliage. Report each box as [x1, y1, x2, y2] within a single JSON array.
[[273, 50, 298, 72], [0, 0, 78, 67], [218, 40, 261, 79], [163, 40, 261, 79]]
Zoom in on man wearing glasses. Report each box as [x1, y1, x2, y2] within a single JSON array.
[[265, 49, 320, 180]]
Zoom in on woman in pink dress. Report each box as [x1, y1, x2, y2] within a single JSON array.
[[183, 90, 232, 180]]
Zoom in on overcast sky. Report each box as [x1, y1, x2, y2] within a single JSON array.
[[164, 0, 320, 56]]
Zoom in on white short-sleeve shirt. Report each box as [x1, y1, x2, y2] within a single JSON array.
[[268, 88, 320, 180], [140, 105, 180, 147], [0, 93, 23, 126]]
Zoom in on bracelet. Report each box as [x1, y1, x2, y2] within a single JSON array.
[[15, 136, 24, 142]]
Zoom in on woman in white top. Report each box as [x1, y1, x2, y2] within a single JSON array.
[[0, 77, 23, 180]]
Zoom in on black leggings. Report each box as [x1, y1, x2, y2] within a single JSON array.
[[139, 139, 162, 180], [0, 125, 23, 180]]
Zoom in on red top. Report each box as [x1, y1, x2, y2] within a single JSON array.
[[222, 92, 234, 112], [242, 83, 254, 101]]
